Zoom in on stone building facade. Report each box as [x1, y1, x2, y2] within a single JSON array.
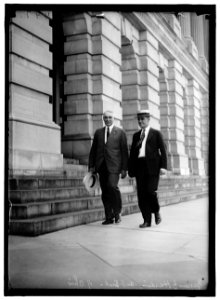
[[7, 6, 214, 235], [8, 8, 210, 176]]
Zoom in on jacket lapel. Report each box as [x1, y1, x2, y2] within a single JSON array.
[[146, 128, 153, 143], [111, 126, 116, 137], [102, 127, 106, 143], [137, 130, 142, 142]]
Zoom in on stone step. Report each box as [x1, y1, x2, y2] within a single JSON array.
[[158, 186, 208, 198], [9, 191, 208, 236], [158, 190, 208, 206], [10, 192, 138, 219], [9, 164, 88, 178], [10, 185, 208, 220], [9, 202, 140, 236], [9, 186, 92, 204], [9, 180, 136, 204], [9, 175, 207, 191], [8, 174, 208, 236], [9, 179, 206, 205], [9, 178, 84, 191], [63, 158, 80, 165], [158, 176, 208, 189], [9, 187, 136, 204], [9, 177, 135, 191]]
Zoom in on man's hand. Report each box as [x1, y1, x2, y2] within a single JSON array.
[[121, 170, 127, 179], [89, 167, 96, 174], [160, 168, 167, 176]]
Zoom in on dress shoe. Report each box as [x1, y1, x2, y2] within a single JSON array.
[[155, 212, 162, 225], [115, 216, 121, 224], [139, 222, 151, 228], [102, 219, 114, 225]]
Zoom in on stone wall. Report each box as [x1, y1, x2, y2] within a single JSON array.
[[8, 11, 63, 174]]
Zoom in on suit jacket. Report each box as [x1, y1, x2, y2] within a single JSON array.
[[89, 126, 129, 174], [128, 128, 167, 177]]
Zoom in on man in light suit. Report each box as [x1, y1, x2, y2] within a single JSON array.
[[89, 110, 129, 225], [128, 110, 167, 228]]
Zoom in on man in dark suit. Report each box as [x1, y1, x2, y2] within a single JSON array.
[[89, 110, 129, 225], [128, 109, 167, 228]]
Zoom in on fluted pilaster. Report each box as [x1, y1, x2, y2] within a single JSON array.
[[138, 30, 160, 130], [158, 66, 172, 171], [166, 59, 190, 175], [191, 13, 208, 71], [200, 92, 209, 175], [179, 12, 191, 38], [203, 17, 209, 61], [184, 79, 206, 175], [179, 13, 198, 60]]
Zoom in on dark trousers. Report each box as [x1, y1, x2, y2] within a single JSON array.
[[98, 161, 122, 220], [136, 158, 160, 223]]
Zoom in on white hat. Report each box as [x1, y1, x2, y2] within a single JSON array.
[[83, 172, 99, 193], [137, 109, 150, 116]]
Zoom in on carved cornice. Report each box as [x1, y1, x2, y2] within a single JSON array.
[[123, 12, 209, 92]]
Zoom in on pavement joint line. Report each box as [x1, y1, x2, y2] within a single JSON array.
[[187, 254, 208, 263], [174, 250, 208, 263], [174, 234, 208, 247], [76, 242, 142, 288], [77, 242, 116, 269]]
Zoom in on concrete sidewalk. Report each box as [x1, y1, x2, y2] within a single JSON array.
[[7, 198, 209, 294]]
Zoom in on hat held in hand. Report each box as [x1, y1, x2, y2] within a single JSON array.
[[83, 172, 99, 193]]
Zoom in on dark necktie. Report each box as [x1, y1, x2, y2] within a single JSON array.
[[140, 130, 145, 143], [137, 130, 145, 148], [107, 127, 110, 141]]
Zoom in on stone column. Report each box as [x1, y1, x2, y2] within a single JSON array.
[[200, 92, 209, 175], [184, 80, 206, 175], [62, 12, 122, 163], [158, 66, 172, 171], [9, 11, 63, 174], [203, 17, 209, 62], [191, 13, 208, 71], [167, 60, 190, 175], [121, 17, 141, 146], [179, 13, 199, 60], [62, 13, 93, 163], [138, 30, 160, 130], [92, 12, 122, 128]]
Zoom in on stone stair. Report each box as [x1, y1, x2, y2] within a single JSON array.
[[8, 162, 138, 236], [8, 162, 208, 236]]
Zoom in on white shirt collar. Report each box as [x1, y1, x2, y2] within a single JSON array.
[[106, 124, 114, 132], [142, 125, 150, 133]]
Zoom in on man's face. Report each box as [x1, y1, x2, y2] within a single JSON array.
[[103, 112, 114, 127], [137, 115, 150, 129]]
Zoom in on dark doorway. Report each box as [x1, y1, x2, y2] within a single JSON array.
[[51, 11, 65, 135]]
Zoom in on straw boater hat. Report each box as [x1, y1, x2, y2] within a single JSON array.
[[137, 109, 150, 117], [83, 172, 99, 193]]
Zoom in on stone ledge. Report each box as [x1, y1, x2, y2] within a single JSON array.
[[9, 149, 63, 171]]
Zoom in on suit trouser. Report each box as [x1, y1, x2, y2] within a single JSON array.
[[136, 158, 160, 223], [98, 161, 122, 220]]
